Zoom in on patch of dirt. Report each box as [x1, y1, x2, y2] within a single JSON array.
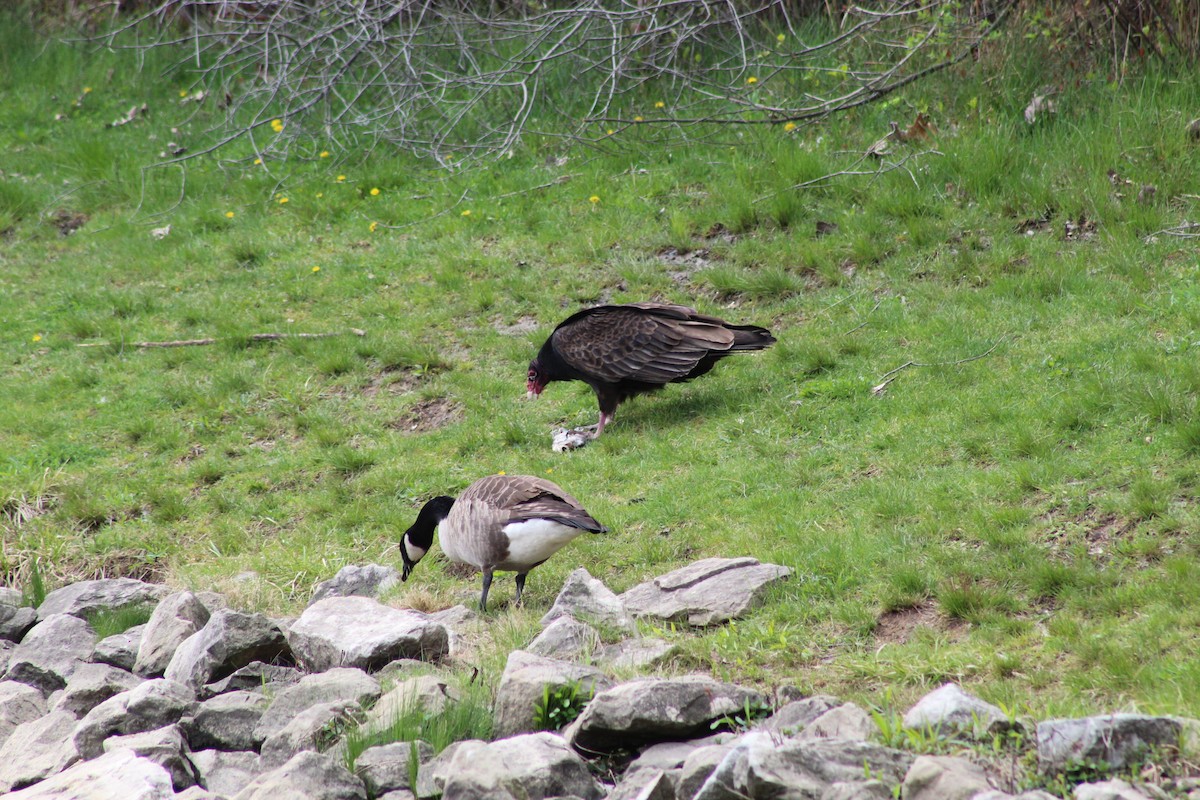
[[51, 209, 89, 236], [658, 246, 712, 286], [702, 222, 737, 244], [362, 368, 423, 398], [874, 601, 964, 646], [444, 561, 479, 579], [493, 316, 540, 336], [1063, 215, 1098, 241], [1016, 209, 1054, 236], [1040, 503, 1134, 560], [390, 397, 462, 433]]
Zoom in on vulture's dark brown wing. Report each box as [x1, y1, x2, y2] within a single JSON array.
[[463, 474, 606, 532], [550, 305, 736, 385]]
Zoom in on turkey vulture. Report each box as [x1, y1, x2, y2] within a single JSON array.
[[400, 474, 608, 611], [526, 302, 776, 435]]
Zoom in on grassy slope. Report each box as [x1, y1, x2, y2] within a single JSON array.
[[2, 16, 1200, 722]]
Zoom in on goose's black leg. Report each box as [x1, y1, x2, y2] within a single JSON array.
[[479, 568, 494, 612], [514, 573, 528, 606]]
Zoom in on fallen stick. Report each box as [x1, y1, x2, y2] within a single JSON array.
[[77, 329, 366, 349], [872, 338, 1006, 395]]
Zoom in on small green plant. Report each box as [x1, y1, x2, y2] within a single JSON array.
[[533, 680, 592, 731], [709, 696, 773, 733], [22, 560, 47, 608], [85, 604, 156, 640]]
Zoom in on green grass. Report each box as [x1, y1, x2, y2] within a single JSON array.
[[2, 11, 1200, 727]]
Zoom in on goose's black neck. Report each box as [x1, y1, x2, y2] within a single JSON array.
[[405, 495, 455, 550]]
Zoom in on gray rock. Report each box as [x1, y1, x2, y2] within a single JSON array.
[[629, 737, 726, 773], [695, 733, 913, 800], [565, 675, 765, 753], [493, 650, 611, 739], [608, 767, 675, 800], [1037, 715, 1183, 774], [0, 709, 80, 791], [678, 743, 736, 800], [0, 604, 38, 642], [3, 748, 173, 800], [93, 624, 145, 671], [309, 564, 400, 606], [203, 661, 303, 698], [903, 683, 1017, 739], [427, 605, 476, 628], [1073, 780, 1153, 800], [620, 557, 792, 626], [901, 754, 992, 800], [233, 751, 367, 800], [414, 739, 482, 798], [190, 749, 263, 797], [0, 680, 47, 747], [52, 662, 143, 717], [4, 613, 96, 695], [72, 678, 197, 760], [37, 578, 168, 621], [441, 732, 604, 800], [527, 615, 599, 661], [165, 609, 292, 691], [287, 597, 448, 672], [355, 741, 434, 796], [0, 588, 22, 607], [797, 702, 877, 741], [182, 690, 270, 751], [541, 568, 634, 630], [103, 724, 198, 790], [0, 640, 13, 675], [365, 675, 458, 733], [595, 637, 677, 670], [175, 787, 225, 800], [260, 699, 363, 769], [254, 667, 381, 744], [757, 695, 842, 737], [135, 591, 212, 678], [822, 780, 893, 800]]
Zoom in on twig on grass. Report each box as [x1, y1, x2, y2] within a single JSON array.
[[1143, 222, 1200, 242], [77, 329, 366, 349], [872, 338, 1006, 396], [842, 299, 883, 335]]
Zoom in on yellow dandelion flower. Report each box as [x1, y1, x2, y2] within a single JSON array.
[[545, 468, 554, 474], [312, 266, 320, 273], [270, 118, 283, 130], [606, 129, 615, 136], [316, 192, 324, 199], [589, 195, 600, 204], [461, 209, 472, 217], [370, 188, 380, 196], [784, 122, 796, 132], [369, 222, 378, 232], [179, 89, 188, 98], [225, 211, 235, 218], [655, 101, 665, 109], [777, 33, 786, 43], [278, 197, 289, 204], [336, 175, 346, 182], [32, 334, 42, 342], [634, 115, 644, 122], [746, 76, 758, 84], [319, 151, 330, 158], [83, 87, 92, 94], [253, 158, 263, 165], [497, 470, 506, 476]]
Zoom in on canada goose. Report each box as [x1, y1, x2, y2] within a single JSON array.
[[399, 474, 608, 611], [526, 302, 775, 436]]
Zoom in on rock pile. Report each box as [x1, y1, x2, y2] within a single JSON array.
[[0, 561, 1195, 800]]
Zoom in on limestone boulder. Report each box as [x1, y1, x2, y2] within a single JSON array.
[[202, 661, 302, 698], [309, 565, 400, 606], [181, 690, 270, 751], [796, 702, 877, 741], [526, 615, 599, 661], [1037, 715, 1183, 774], [4, 613, 96, 695], [72, 678, 197, 760], [135, 591, 212, 678], [52, 662, 143, 717], [0, 604, 38, 642], [0, 680, 47, 748], [903, 683, 1018, 739], [3, 748, 174, 800], [620, 557, 791, 626], [0, 709, 80, 791], [492, 650, 611, 739], [287, 597, 448, 672], [232, 751, 367, 800], [594, 637, 677, 670], [164, 609, 292, 691], [190, 749, 263, 798], [254, 667, 380, 744], [441, 732, 604, 800], [93, 624, 145, 671], [756, 696, 842, 737], [1073, 779, 1154, 800], [540, 568, 633, 630], [901, 754, 993, 800], [103, 724, 198, 790], [260, 700, 363, 769], [565, 675, 764, 753], [36, 579, 168, 622], [364, 675, 459, 733], [354, 741, 434, 797]]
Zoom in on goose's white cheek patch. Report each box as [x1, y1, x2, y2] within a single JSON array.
[[502, 519, 584, 566], [404, 538, 427, 562]]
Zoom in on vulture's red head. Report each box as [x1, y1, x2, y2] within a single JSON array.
[[526, 359, 547, 399]]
